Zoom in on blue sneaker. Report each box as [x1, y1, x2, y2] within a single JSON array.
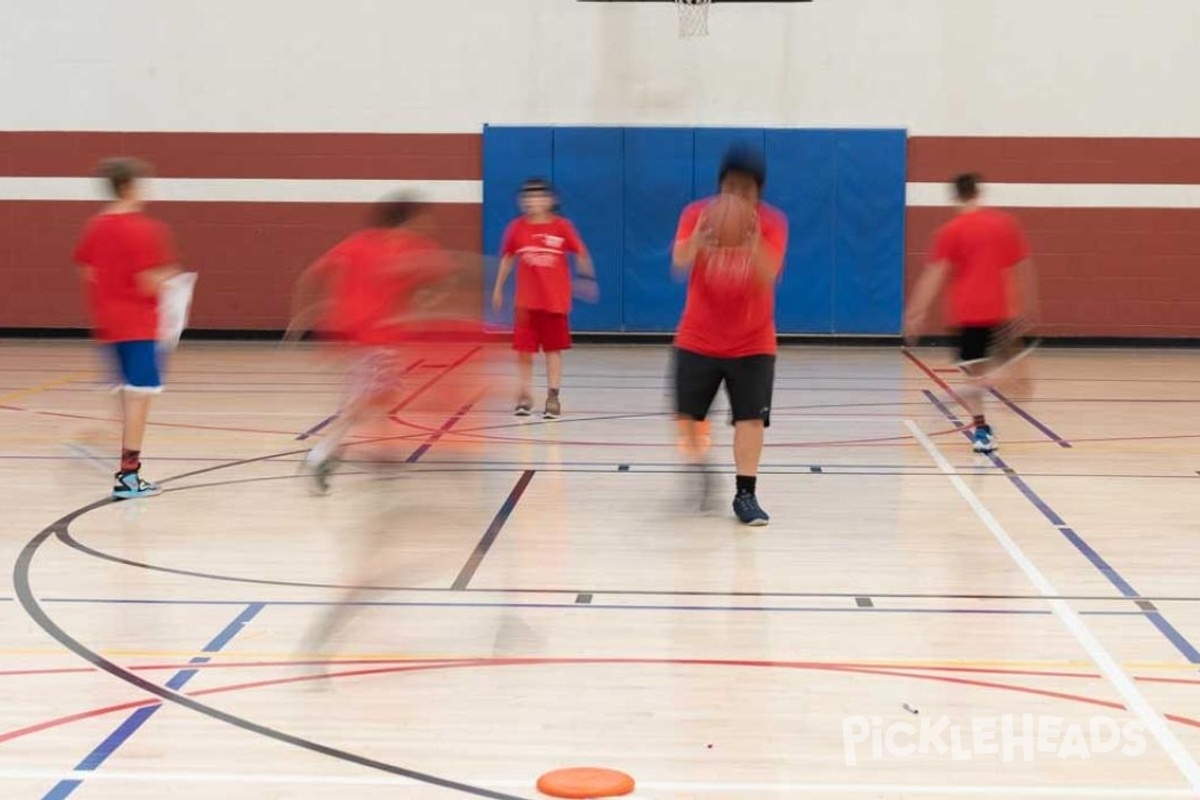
[[112, 470, 162, 501], [972, 425, 998, 454], [732, 492, 770, 526]]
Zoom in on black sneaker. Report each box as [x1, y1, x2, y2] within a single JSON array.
[[732, 492, 770, 526], [514, 395, 533, 417]]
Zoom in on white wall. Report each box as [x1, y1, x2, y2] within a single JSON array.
[[3, 0, 1198, 135]]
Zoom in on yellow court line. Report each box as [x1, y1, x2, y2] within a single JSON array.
[[0, 370, 93, 406]]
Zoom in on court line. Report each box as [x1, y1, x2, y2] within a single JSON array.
[[295, 414, 336, 441], [905, 348, 1073, 447], [905, 418, 1200, 791], [451, 470, 536, 590], [989, 387, 1073, 447], [0, 594, 1155, 617], [7, 656, 1200, 797], [0, 371, 91, 406], [922, 389, 1200, 665], [50, 523, 1200, 603], [40, 603, 263, 800], [0, 771, 1194, 796], [14, 519, 533, 799]]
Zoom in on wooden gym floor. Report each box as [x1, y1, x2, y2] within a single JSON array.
[[2, 339, 1200, 799]]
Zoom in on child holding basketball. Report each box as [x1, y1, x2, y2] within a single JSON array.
[[903, 173, 1039, 453], [672, 145, 789, 526], [74, 158, 182, 500], [491, 178, 596, 419]]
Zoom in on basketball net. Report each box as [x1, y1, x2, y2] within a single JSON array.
[[676, 0, 710, 38]]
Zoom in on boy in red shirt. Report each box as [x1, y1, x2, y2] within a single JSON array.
[[672, 145, 789, 526], [904, 173, 1039, 453], [491, 178, 596, 419], [291, 196, 462, 493], [74, 158, 181, 500]]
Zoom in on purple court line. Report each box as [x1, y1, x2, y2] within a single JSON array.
[[295, 414, 337, 441], [989, 388, 1072, 448], [39, 603, 263, 800], [920, 388, 1200, 665]]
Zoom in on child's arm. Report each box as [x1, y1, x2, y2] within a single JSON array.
[[902, 261, 950, 346], [285, 257, 332, 342], [491, 255, 514, 312], [136, 264, 182, 296]]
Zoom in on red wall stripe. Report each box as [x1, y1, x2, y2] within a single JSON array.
[[0, 132, 481, 181], [907, 206, 1200, 337], [908, 137, 1200, 185], [0, 201, 481, 329]]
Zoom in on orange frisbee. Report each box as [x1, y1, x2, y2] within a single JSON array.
[[536, 767, 636, 798]]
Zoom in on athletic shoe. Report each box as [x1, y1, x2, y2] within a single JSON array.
[[514, 395, 534, 417], [733, 492, 770, 526], [544, 393, 561, 420], [972, 425, 998, 454], [307, 455, 339, 496], [112, 470, 162, 501]]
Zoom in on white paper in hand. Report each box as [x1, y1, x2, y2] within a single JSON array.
[[158, 272, 198, 351]]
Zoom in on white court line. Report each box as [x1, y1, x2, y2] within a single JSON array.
[[903, 419, 1200, 792], [0, 770, 1194, 796]]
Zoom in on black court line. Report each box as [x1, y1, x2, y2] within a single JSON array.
[[855, 597, 874, 608], [12, 487, 532, 800], [451, 470, 536, 590], [575, 593, 594, 604], [51, 530, 1200, 605]]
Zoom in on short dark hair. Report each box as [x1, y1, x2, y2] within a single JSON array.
[[370, 193, 429, 228], [953, 173, 982, 203], [519, 177, 554, 196], [719, 144, 767, 190], [97, 157, 150, 198]]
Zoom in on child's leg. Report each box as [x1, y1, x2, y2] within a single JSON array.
[[114, 342, 163, 474], [518, 352, 534, 399], [546, 350, 562, 392]]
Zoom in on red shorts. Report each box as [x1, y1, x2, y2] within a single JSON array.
[[513, 308, 572, 353]]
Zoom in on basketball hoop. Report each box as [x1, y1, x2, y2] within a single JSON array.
[[676, 0, 710, 38]]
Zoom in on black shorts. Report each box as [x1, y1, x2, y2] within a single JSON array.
[[957, 326, 996, 365], [958, 321, 1031, 371], [674, 348, 775, 427]]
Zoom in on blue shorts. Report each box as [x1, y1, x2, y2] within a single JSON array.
[[109, 341, 163, 393]]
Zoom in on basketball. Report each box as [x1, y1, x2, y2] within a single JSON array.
[[704, 193, 757, 247]]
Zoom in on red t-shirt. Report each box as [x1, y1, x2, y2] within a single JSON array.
[[501, 216, 585, 315], [932, 208, 1030, 327], [674, 199, 789, 358], [314, 228, 456, 346], [74, 211, 176, 343]]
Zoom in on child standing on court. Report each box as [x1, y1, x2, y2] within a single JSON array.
[[491, 178, 596, 419], [74, 158, 182, 500]]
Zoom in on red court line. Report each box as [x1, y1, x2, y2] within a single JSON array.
[[6, 657, 1200, 750], [389, 346, 482, 415]]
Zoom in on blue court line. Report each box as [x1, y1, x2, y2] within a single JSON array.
[[40, 603, 264, 800], [19, 596, 1153, 617], [295, 414, 337, 441], [989, 388, 1072, 447], [406, 399, 479, 464], [921, 389, 1200, 664]]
